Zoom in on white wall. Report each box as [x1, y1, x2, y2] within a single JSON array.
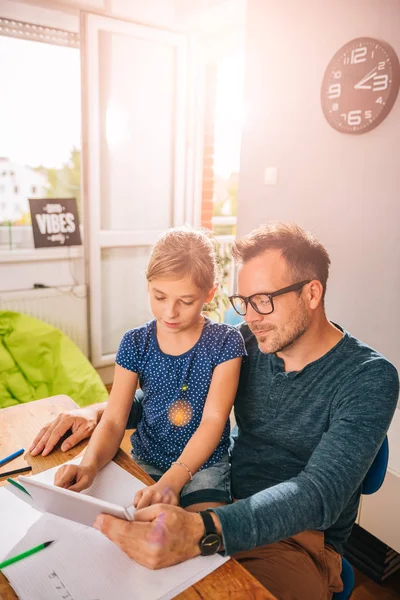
[[237, 0, 400, 374], [0, 248, 84, 292]]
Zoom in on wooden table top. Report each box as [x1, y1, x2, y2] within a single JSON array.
[[0, 396, 275, 600]]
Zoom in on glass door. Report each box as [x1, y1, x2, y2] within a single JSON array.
[[81, 13, 188, 367]]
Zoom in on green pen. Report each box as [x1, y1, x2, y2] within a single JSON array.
[[0, 541, 54, 570], [7, 477, 31, 496]]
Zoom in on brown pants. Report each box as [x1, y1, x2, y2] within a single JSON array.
[[234, 531, 343, 600]]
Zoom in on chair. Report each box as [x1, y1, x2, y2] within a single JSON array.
[[333, 436, 389, 600], [0, 311, 108, 409]]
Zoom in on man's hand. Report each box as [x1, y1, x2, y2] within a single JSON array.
[[94, 504, 206, 569], [134, 483, 179, 509], [29, 404, 104, 457], [54, 463, 97, 492]]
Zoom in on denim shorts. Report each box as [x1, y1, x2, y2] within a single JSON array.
[[130, 450, 232, 508]]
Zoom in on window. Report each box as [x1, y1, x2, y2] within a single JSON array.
[[198, 43, 245, 316], [200, 49, 245, 236], [0, 30, 81, 249]]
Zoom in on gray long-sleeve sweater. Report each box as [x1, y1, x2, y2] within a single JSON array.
[[214, 323, 399, 556]]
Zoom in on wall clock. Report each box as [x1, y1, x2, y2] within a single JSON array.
[[321, 37, 400, 134]]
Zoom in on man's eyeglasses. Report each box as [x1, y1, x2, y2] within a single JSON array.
[[229, 280, 311, 316]]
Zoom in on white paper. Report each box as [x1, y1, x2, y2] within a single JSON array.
[[5, 523, 228, 600], [83, 459, 146, 505], [0, 487, 42, 561], [33, 458, 146, 505], [20, 458, 146, 525], [4, 460, 229, 599]]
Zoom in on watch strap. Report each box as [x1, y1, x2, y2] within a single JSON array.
[[199, 510, 217, 535]]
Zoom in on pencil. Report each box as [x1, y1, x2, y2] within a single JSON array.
[[0, 541, 54, 570], [7, 477, 31, 496], [0, 448, 24, 468], [0, 466, 32, 478]]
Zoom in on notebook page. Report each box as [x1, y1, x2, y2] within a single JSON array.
[[0, 487, 42, 561], [32, 458, 146, 507], [4, 520, 229, 600], [3, 512, 86, 560], [83, 460, 146, 506]]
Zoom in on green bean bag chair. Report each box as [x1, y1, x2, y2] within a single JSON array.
[[0, 311, 108, 409]]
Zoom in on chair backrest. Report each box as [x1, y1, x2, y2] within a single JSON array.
[[333, 435, 389, 600], [361, 436, 389, 495]]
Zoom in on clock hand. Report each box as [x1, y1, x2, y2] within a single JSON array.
[[354, 66, 378, 89], [203, 540, 220, 547]]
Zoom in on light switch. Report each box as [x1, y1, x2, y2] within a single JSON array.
[[264, 167, 278, 186]]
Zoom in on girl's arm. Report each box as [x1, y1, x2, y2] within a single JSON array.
[[135, 357, 241, 506], [55, 364, 138, 491]]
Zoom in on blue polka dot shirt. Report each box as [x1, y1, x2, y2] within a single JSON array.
[[116, 317, 246, 471]]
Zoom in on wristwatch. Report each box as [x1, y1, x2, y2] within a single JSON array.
[[198, 510, 222, 556]]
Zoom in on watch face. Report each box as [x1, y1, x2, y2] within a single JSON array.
[[199, 533, 221, 556], [321, 37, 400, 134]]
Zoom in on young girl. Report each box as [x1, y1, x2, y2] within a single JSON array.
[[55, 227, 246, 512]]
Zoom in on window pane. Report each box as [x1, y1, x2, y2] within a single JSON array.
[[101, 246, 152, 355], [98, 31, 175, 231], [0, 36, 80, 249]]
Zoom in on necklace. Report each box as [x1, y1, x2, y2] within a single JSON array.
[[167, 361, 193, 428]]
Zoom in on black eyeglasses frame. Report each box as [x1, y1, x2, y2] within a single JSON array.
[[228, 280, 311, 316]]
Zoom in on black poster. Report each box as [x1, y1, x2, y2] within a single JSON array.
[[29, 198, 82, 248]]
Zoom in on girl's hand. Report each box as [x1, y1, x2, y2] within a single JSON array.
[[54, 463, 97, 492], [134, 482, 179, 509]]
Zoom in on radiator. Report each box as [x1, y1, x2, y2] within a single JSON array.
[[0, 285, 89, 356]]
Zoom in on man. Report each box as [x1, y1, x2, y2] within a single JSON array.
[[30, 222, 399, 600]]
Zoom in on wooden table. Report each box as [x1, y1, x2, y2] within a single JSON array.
[[0, 396, 275, 600]]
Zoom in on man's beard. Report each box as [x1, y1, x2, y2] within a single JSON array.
[[249, 306, 310, 354]]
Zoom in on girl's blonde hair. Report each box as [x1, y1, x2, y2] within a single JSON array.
[[146, 226, 220, 291]]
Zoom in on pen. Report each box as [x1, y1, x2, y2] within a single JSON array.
[[7, 477, 31, 496], [0, 448, 24, 468], [0, 466, 32, 478], [0, 541, 54, 570]]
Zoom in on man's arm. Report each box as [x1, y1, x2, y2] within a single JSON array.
[[30, 402, 107, 456], [30, 391, 144, 456], [92, 360, 398, 569], [212, 360, 399, 555]]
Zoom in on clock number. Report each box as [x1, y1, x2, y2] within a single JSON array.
[[378, 61, 386, 70], [373, 74, 388, 91], [327, 83, 341, 99], [376, 96, 383, 104], [351, 47, 367, 64], [333, 70, 342, 79], [347, 110, 362, 126], [365, 110, 372, 120]]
